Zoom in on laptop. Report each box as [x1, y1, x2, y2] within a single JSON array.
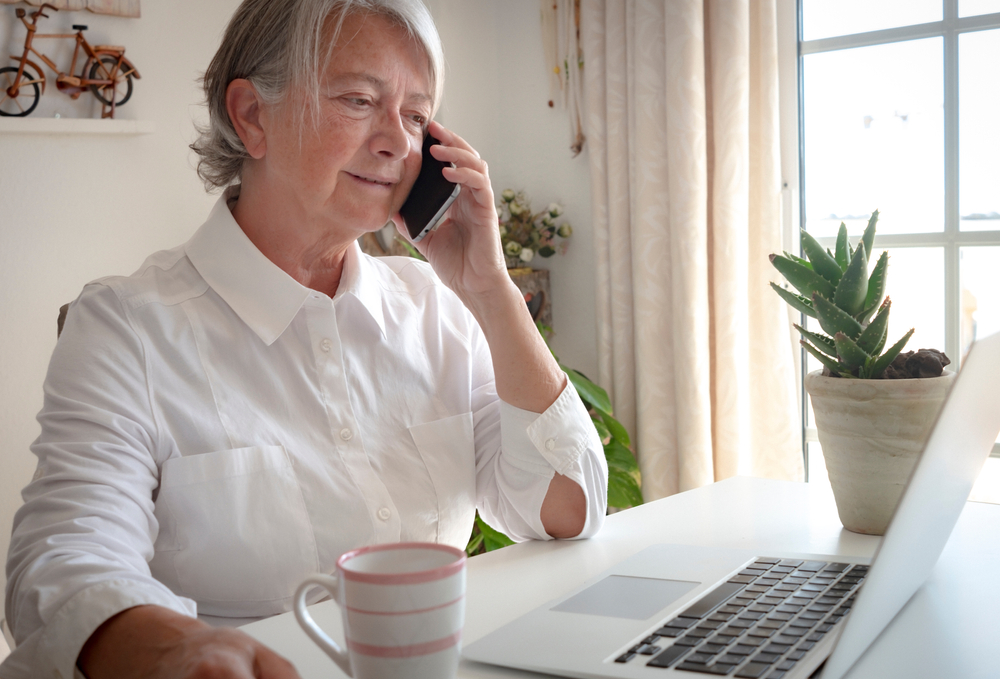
[[464, 330, 1000, 679]]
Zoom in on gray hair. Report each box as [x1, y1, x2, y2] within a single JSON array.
[[190, 0, 445, 191]]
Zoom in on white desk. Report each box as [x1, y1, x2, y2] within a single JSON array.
[[241, 477, 1000, 678]]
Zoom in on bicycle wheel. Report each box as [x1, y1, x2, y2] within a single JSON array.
[[0, 66, 41, 117], [88, 55, 133, 107]]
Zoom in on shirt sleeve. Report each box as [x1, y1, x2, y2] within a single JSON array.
[[473, 372, 609, 542], [2, 283, 196, 679]]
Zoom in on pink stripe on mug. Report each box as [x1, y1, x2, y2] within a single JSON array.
[[347, 630, 462, 658], [337, 542, 466, 585], [346, 594, 464, 616]]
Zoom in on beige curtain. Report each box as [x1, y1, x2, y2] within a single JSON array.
[[581, 0, 802, 501], [0, 0, 140, 18]]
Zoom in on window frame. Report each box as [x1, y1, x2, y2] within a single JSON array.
[[781, 0, 1000, 474]]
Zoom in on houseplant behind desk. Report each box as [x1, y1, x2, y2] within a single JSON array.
[[771, 210, 952, 535]]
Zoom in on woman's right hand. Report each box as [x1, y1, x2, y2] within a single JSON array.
[[78, 605, 301, 679]]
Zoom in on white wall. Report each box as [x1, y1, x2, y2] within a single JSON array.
[[0, 0, 596, 599]]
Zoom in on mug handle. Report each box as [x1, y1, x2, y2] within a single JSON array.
[[294, 574, 352, 676]]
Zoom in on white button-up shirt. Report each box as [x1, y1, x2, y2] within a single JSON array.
[[3, 193, 608, 679]]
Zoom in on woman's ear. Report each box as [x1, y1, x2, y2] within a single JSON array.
[[226, 79, 267, 159]]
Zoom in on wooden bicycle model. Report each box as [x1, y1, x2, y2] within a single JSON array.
[[1, 3, 140, 118]]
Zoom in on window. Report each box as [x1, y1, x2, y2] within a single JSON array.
[[795, 0, 1000, 499]]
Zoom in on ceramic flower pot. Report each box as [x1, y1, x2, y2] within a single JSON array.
[[805, 369, 956, 535]]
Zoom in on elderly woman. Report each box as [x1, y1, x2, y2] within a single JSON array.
[[2, 1, 607, 678]]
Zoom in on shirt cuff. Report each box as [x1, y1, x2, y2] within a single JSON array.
[[499, 379, 596, 477], [37, 579, 196, 679]]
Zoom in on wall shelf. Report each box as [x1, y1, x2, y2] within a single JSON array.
[[0, 118, 155, 135]]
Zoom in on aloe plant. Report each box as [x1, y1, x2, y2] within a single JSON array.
[[770, 210, 914, 379]]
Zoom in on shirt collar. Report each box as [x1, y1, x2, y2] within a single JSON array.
[[336, 242, 388, 340], [185, 187, 387, 345]]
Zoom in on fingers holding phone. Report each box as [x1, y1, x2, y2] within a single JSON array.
[[395, 122, 507, 298]]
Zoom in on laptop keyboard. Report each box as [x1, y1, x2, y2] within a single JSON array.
[[614, 558, 868, 678]]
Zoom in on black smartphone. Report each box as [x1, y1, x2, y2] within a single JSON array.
[[399, 132, 461, 242]]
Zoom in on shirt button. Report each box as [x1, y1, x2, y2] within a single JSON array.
[[320, 338, 333, 352], [545, 438, 556, 451], [377, 507, 391, 521], [340, 428, 353, 441]]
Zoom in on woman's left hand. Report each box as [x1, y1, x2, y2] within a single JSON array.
[[394, 121, 507, 302]]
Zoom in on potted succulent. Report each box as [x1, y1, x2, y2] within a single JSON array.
[[770, 211, 953, 535]]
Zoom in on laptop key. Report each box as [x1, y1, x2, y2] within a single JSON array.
[[676, 662, 733, 675], [717, 653, 746, 665], [687, 653, 716, 664], [750, 651, 781, 664], [638, 644, 662, 655], [656, 626, 686, 638], [647, 644, 691, 667], [679, 581, 746, 619], [762, 643, 791, 655], [735, 662, 772, 678], [675, 636, 704, 647], [615, 652, 636, 663]]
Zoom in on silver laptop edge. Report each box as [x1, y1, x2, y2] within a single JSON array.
[[821, 329, 1000, 678]]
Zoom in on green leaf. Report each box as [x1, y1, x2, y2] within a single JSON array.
[[834, 332, 872, 370], [868, 328, 915, 378], [856, 299, 890, 355], [801, 340, 844, 374], [599, 412, 631, 448], [812, 292, 864, 340], [800, 230, 843, 285], [770, 282, 816, 318], [565, 368, 612, 416], [592, 417, 611, 442], [864, 251, 889, 313], [793, 324, 837, 357], [835, 223, 850, 271], [394, 236, 426, 261], [475, 514, 515, 552], [605, 438, 640, 474], [607, 466, 643, 508], [784, 251, 813, 270], [833, 243, 869, 317], [861, 209, 879, 259], [465, 531, 484, 557], [770, 254, 836, 300]]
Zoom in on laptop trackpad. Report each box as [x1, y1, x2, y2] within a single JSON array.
[[550, 575, 699, 620]]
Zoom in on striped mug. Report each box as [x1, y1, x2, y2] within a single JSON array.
[[294, 542, 467, 679]]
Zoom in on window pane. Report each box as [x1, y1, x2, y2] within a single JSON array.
[[803, 39, 944, 239], [884, 248, 946, 354], [960, 0, 1000, 17], [960, 247, 1000, 358], [960, 29, 1000, 231], [802, 0, 941, 41]]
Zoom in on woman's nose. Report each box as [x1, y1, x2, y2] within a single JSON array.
[[370, 109, 412, 159]]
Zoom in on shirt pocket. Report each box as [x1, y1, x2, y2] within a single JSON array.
[[408, 412, 477, 549], [151, 445, 319, 616]]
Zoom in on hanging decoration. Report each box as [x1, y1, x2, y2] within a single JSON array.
[[0, 0, 140, 18], [540, 0, 584, 156]]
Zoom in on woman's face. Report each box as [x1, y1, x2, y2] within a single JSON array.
[[259, 12, 432, 239]]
